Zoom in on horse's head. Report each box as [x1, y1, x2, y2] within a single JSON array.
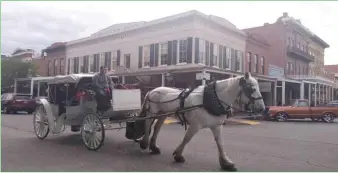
[[238, 72, 265, 114]]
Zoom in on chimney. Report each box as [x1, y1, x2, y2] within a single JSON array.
[[283, 12, 288, 17], [264, 23, 269, 26]]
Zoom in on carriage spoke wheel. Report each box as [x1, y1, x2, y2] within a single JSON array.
[[33, 106, 50, 139], [81, 113, 105, 151]]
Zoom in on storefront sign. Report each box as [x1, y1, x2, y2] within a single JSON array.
[[268, 64, 284, 78], [196, 72, 210, 80], [259, 82, 271, 92]]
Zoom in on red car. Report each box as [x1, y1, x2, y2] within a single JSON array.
[[1, 93, 37, 114]]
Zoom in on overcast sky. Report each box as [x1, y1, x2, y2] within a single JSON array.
[[1, 1, 337, 64]]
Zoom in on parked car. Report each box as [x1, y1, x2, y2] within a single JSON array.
[[1, 93, 37, 114], [265, 99, 336, 123]]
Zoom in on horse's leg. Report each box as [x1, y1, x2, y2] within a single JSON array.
[[210, 125, 237, 171], [140, 119, 152, 150], [149, 116, 166, 154], [173, 124, 199, 163]]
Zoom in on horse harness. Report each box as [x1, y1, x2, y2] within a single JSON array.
[[175, 77, 263, 130]]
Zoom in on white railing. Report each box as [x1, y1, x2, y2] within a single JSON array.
[[287, 74, 335, 84]]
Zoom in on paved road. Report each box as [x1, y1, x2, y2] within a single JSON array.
[[2, 114, 338, 171]]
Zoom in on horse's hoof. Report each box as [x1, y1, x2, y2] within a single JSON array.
[[139, 141, 148, 150], [174, 155, 185, 163], [149, 145, 161, 155], [220, 163, 237, 172]]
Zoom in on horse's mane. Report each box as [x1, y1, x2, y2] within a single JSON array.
[[216, 76, 242, 92]]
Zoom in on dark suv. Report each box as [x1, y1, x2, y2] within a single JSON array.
[[1, 93, 37, 114]]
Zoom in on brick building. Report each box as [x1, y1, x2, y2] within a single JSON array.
[[244, 12, 333, 105]]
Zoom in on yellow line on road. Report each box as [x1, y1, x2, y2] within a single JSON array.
[[164, 118, 179, 124], [230, 120, 261, 125]]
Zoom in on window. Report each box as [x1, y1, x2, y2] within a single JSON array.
[[79, 56, 84, 73], [213, 44, 218, 67], [143, 45, 150, 67], [301, 45, 305, 52], [235, 50, 242, 71], [290, 63, 294, 74], [48, 60, 52, 76], [124, 54, 130, 69], [226, 48, 231, 69], [287, 38, 291, 46], [254, 54, 258, 73], [247, 52, 252, 72], [100, 53, 105, 67], [67, 59, 71, 74], [287, 62, 289, 73], [218, 45, 223, 68], [198, 39, 206, 64], [83, 56, 89, 73], [72, 57, 78, 74], [54, 59, 58, 75], [111, 51, 117, 70], [261, 56, 265, 74], [179, 39, 187, 63], [297, 101, 309, 107], [160, 43, 168, 65], [291, 40, 295, 47], [60, 58, 64, 75], [104, 52, 111, 70], [298, 64, 301, 75], [297, 42, 300, 49], [89, 55, 94, 72]]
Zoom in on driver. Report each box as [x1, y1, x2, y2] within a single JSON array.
[[92, 66, 114, 109]]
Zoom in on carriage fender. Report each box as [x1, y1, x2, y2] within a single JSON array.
[[39, 98, 57, 133]]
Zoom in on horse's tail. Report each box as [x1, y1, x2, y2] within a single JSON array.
[[139, 90, 151, 117]]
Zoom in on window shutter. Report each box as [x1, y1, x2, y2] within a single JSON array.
[[187, 37, 193, 63], [117, 50, 121, 66], [154, 43, 159, 67], [172, 40, 177, 65], [150, 44, 155, 67], [194, 37, 199, 64], [205, 41, 210, 66], [168, 41, 173, 65], [210, 42, 214, 66], [222, 47, 227, 69], [218, 45, 222, 68], [138, 46, 143, 68]]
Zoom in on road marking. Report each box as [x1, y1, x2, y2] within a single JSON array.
[[230, 119, 260, 125], [164, 118, 179, 124]]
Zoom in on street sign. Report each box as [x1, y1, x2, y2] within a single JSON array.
[[196, 72, 210, 80]]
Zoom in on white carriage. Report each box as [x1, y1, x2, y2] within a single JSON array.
[[33, 74, 142, 150]]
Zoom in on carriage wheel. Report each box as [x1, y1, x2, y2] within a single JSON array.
[[81, 113, 105, 151], [33, 106, 50, 139]]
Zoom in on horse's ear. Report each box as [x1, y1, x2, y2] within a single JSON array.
[[244, 72, 251, 79]]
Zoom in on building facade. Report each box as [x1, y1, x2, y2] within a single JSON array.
[[36, 42, 67, 76], [244, 12, 333, 105], [9, 48, 36, 62]]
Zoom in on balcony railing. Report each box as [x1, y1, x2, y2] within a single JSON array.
[[287, 46, 315, 62]]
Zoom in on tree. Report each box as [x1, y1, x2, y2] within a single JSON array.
[[1, 59, 38, 89]]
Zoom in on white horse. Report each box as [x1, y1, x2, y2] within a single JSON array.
[[138, 72, 265, 171]]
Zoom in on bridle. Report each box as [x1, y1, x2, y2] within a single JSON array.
[[237, 77, 264, 110]]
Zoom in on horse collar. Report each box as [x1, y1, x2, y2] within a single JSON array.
[[202, 82, 229, 116]]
